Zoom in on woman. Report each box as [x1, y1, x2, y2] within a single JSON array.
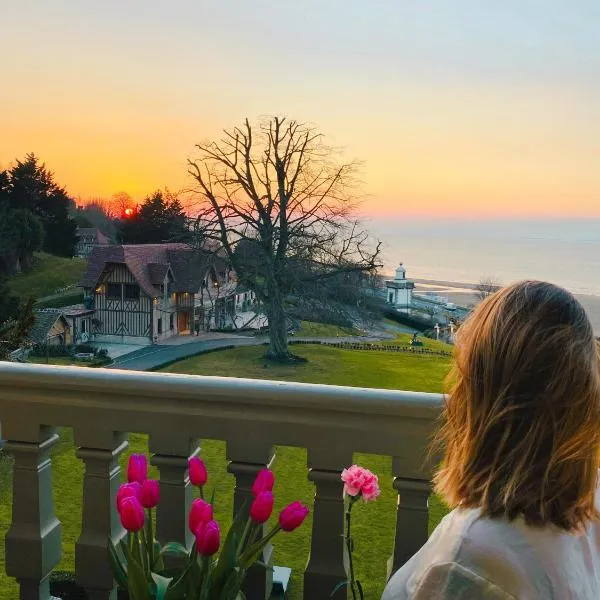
[[383, 281, 600, 599]]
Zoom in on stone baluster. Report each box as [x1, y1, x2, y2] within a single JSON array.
[[227, 438, 274, 600], [387, 458, 431, 578], [149, 434, 199, 549], [304, 446, 353, 600], [4, 425, 61, 600], [75, 429, 128, 600]]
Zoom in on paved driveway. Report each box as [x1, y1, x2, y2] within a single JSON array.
[[108, 336, 260, 371], [108, 334, 390, 371]]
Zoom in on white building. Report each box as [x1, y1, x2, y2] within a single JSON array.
[[385, 264, 415, 313]]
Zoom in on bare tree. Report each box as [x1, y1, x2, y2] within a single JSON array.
[[475, 276, 501, 301], [188, 116, 381, 362]]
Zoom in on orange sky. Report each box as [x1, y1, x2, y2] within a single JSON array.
[[2, 1, 599, 218]]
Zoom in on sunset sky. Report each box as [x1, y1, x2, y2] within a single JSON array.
[[2, 1, 599, 217]]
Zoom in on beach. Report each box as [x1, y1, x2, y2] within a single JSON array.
[[414, 280, 600, 333]]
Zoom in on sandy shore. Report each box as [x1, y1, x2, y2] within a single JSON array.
[[414, 280, 600, 333]]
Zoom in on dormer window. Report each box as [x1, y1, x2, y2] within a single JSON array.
[[124, 284, 140, 300]]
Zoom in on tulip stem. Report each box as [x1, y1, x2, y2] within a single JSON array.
[[146, 508, 154, 570], [238, 518, 253, 557]]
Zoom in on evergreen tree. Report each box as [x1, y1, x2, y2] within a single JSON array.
[[0, 277, 19, 326], [119, 190, 189, 244], [8, 154, 77, 256], [0, 297, 35, 359], [0, 205, 44, 274]]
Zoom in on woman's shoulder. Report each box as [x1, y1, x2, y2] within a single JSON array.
[[383, 509, 541, 600], [383, 560, 516, 600]]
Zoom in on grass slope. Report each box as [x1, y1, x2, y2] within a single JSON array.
[[7, 252, 86, 301], [0, 345, 451, 600], [294, 320, 358, 338]]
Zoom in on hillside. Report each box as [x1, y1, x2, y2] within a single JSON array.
[[7, 253, 86, 304]]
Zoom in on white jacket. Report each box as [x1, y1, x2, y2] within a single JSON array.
[[383, 495, 600, 600]]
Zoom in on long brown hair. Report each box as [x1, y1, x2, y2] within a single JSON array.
[[434, 281, 600, 531]]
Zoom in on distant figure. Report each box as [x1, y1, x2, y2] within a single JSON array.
[[384, 281, 600, 600], [410, 332, 423, 347]]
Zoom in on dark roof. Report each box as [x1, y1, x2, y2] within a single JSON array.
[[28, 312, 68, 344], [148, 263, 170, 285], [80, 244, 222, 297], [77, 228, 110, 245]]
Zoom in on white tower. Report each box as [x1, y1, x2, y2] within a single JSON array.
[[386, 262, 414, 312], [395, 263, 406, 281]]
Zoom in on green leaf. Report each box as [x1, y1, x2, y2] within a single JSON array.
[[152, 573, 172, 600], [238, 525, 280, 570], [160, 542, 190, 559], [152, 540, 165, 572], [330, 580, 349, 597], [219, 566, 245, 600], [211, 502, 250, 594], [128, 551, 151, 600], [108, 537, 128, 590], [164, 564, 192, 600], [119, 537, 130, 562]]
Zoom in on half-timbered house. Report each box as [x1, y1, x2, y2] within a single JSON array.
[[80, 244, 231, 344]]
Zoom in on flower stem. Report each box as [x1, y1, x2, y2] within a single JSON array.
[[345, 499, 358, 600], [146, 508, 154, 570]]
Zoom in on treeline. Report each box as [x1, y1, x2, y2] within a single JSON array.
[[77, 190, 192, 245], [0, 153, 77, 275]]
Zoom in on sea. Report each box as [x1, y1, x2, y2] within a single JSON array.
[[367, 218, 600, 297]]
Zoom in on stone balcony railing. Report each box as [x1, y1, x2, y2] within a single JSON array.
[[0, 362, 442, 600]]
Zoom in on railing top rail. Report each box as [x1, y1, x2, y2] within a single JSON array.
[[0, 362, 442, 418], [0, 362, 443, 472]]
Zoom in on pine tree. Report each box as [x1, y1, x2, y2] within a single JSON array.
[[119, 190, 190, 244], [8, 154, 77, 256]]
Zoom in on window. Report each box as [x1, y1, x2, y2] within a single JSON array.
[[107, 283, 121, 299], [169, 313, 174, 330], [157, 318, 163, 335], [124, 284, 140, 300], [81, 319, 87, 334]]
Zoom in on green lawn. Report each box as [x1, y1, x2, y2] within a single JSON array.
[[0, 345, 451, 599], [380, 332, 453, 353], [294, 320, 358, 338], [7, 252, 86, 301]]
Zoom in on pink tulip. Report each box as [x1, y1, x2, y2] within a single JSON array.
[[189, 498, 214, 533], [127, 454, 148, 484], [279, 501, 309, 532], [139, 479, 160, 509], [250, 491, 274, 524], [341, 465, 380, 502], [119, 496, 145, 532], [189, 457, 208, 487], [117, 482, 141, 511], [252, 469, 275, 497], [195, 519, 220, 556]]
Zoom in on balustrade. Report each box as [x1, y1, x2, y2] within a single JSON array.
[[0, 362, 441, 599]]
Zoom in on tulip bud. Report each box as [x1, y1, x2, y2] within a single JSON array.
[[188, 457, 208, 487], [252, 469, 275, 497], [195, 519, 220, 556], [119, 496, 145, 532], [139, 479, 160, 509], [127, 454, 148, 484], [117, 482, 141, 512], [250, 491, 274, 524], [189, 498, 213, 534], [279, 501, 309, 532]]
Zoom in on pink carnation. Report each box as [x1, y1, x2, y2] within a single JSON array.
[[341, 465, 380, 502]]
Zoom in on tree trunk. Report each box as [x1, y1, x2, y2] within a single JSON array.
[[266, 283, 290, 362]]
